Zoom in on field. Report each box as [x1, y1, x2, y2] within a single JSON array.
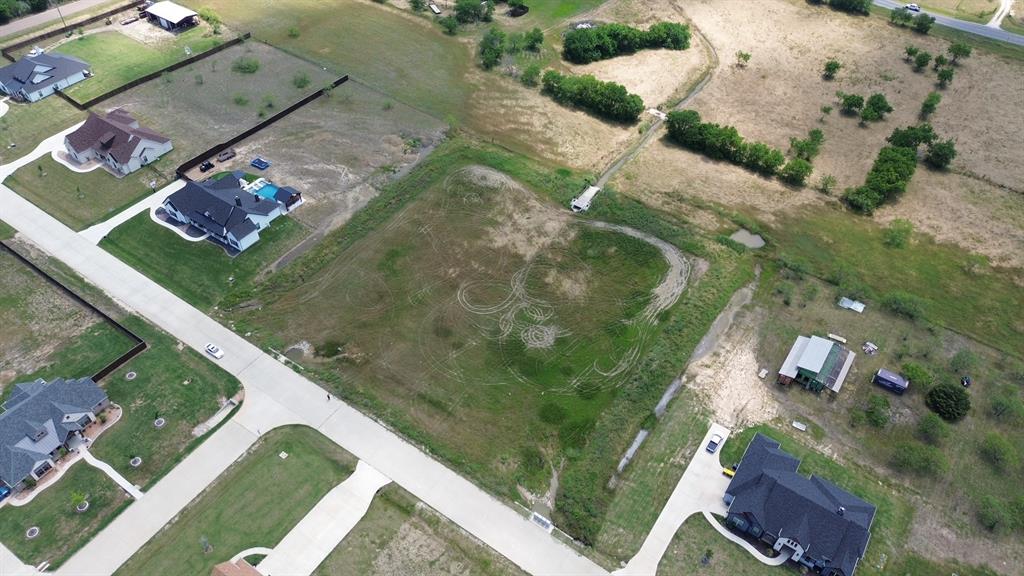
[[313, 485, 525, 576], [0, 462, 129, 569], [918, 0, 1000, 23], [116, 426, 357, 576], [100, 211, 307, 311], [0, 97, 85, 164], [5, 155, 163, 231], [53, 23, 225, 103]]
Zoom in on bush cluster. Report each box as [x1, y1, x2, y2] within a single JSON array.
[[478, 25, 544, 69], [843, 145, 916, 212], [541, 70, 645, 122], [890, 441, 948, 476], [562, 22, 690, 64], [813, 0, 871, 14], [231, 57, 260, 74], [926, 382, 971, 421]]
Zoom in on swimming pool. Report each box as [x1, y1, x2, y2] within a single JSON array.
[[254, 183, 279, 201]]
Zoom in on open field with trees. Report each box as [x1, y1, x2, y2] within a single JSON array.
[[116, 426, 357, 576]]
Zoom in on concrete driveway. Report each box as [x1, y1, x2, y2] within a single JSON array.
[[616, 423, 733, 575]]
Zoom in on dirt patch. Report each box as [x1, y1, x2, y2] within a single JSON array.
[[373, 518, 475, 576]]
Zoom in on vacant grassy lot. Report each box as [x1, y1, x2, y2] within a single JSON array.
[[90, 317, 241, 489], [0, 98, 84, 164], [100, 211, 307, 311], [116, 426, 357, 576], [313, 484, 525, 576], [56, 26, 224, 103], [656, 514, 773, 576], [0, 462, 130, 569], [918, 0, 999, 23], [5, 156, 164, 231]]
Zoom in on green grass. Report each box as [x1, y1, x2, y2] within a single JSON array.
[[116, 426, 357, 576], [57, 28, 224, 103], [5, 156, 166, 231], [656, 514, 775, 576], [99, 211, 308, 311], [0, 219, 13, 240], [868, 4, 1024, 61], [0, 462, 130, 569], [0, 98, 85, 165], [313, 484, 525, 576], [12, 322, 134, 383], [768, 207, 1024, 361], [505, 0, 607, 30], [1002, 14, 1024, 34], [89, 317, 241, 489]]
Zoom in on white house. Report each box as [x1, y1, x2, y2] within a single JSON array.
[[0, 52, 90, 102], [64, 109, 173, 176], [142, 1, 199, 31]]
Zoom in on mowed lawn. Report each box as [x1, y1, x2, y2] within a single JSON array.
[[5, 156, 165, 231], [116, 426, 357, 576], [0, 98, 84, 164], [57, 27, 224, 103], [0, 463, 130, 569], [100, 211, 308, 311], [179, 0, 470, 120], [90, 317, 241, 489]]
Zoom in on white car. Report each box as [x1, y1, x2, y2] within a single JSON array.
[[905, 3, 921, 11], [205, 343, 225, 359]]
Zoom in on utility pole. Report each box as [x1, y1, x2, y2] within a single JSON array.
[[56, 3, 68, 32]]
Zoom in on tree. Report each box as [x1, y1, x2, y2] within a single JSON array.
[[823, 58, 842, 79], [409, 0, 426, 11], [912, 12, 936, 34], [937, 67, 954, 88], [883, 218, 913, 248], [736, 51, 751, 67], [864, 93, 893, 120], [887, 123, 936, 148], [980, 433, 1018, 472], [839, 93, 864, 114], [924, 138, 956, 169], [920, 91, 941, 117], [780, 158, 813, 186], [916, 413, 949, 445], [829, 0, 871, 14], [525, 27, 544, 51], [948, 42, 972, 63], [904, 45, 919, 61], [455, 0, 489, 23], [789, 129, 824, 161], [478, 27, 506, 69], [520, 63, 541, 87], [890, 6, 913, 26], [439, 15, 458, 35], [932, 54, 948, 70], [913, 51, 932, 71], [926, 382, 971, 421]]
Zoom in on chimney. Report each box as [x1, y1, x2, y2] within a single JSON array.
[[837, 506, 845, 516], [234, 196, 242, 207], [254, 194, 260, 202]]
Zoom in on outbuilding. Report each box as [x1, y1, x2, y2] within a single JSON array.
[[571, 185, 600, 213], [142, 1, 199, 31], [872, 368, 909, 395]]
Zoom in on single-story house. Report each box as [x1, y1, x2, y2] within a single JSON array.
[[724, 433, 876, 576], [64, 108, 173, 176], [142, 1, 199, 31], [163, 173, 295, 252], [0, 52, 90, 102], [0, 377, 109, 491], [778, 334, 856, 393]]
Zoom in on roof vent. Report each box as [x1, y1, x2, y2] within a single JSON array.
[[837, 506, 846, 516], [234, 196, 242, 207]]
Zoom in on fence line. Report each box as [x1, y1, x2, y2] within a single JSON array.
[[0, 0, 145, 62]]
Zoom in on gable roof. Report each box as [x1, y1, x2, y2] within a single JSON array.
[[798, 336, 835, 374], [65, 109, 171, 164], [0, 378, 107, 488], [164, 173, 278, 241], [0, 52, 89, 95], [144, 1, 198, 24], [726, 434, 876, 576]]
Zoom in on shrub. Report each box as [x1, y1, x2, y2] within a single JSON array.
[[926, 383, 971, 421], [816, 174, 837, 195], [977, 496, 1010, 531], [538, 403, 567, 424], [979, 433, 1017, 472], [904, 45, 919, 61], [950, 349, 978, 373], [988, 393, 1024, 425], [233, 94, 249, 106], [455, 0, 492, 23], [913, 51, 932, 71], [198, 7, 221, 25], [828, 0, 871, 14], [789, 128, 824, 161], [912, 12, 936, 34], [948, 42, 972, 63], [916, 413, 949, 445], [520, 63, 541, 87], [865, 394, 891, 427], [524, 27, 544, 51], [541, 70, 644, 122], [901, 362, 933, 389], [779, 158, 813, 186], [883, 218, 913, 248], [518, 446, 546, 477], [823, 58, 842, 79], [231, 56, 260, 74], [861, 93, 893, 122], [881, 290, 925, 319], [562, 22, 690, 64], [439, 15, 458, 35], [891, 6, 913, 26], [478, 26, 506, 69], [409, 0, 426, 11], [292, 72, 310, 89], [287, 27, 300, 38], [924, 138, 956, 169], [890, 441, 948, 476], [839, 93, 864, 115]]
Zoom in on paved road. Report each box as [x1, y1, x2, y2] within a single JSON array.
[[874, 0, 1024, 45], [0, 183, 605, 575], [0, 0, 115, 41]]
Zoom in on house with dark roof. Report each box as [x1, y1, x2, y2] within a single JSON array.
[[778, 335, 856, 393], [163, 173, 291, 252], [64, 108, 173, 176], [0, 51, 91, 102], [0, 377, 109, 491], [724, 434, 876, 576]]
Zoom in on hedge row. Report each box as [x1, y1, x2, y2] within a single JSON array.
[[562, 22, 690, 64], [541, 70, 645, 123], [843, 146, 917, 213]]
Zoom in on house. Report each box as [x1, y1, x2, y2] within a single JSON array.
[[64, 108, 173, 176], [0, 52, 90, 102], [0, 377, 109, 491], [778, 334, 856, 393], [142, 1, 199, 31], [210, 559, 261, 576], [872, 368, 909, 395], [724, 434, 876, 576], [163, 172, 295, 252]]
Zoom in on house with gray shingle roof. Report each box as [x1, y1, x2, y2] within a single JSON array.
[[64, 109, 173, 176], [0, 377, 109, 491], [0, 51, 91, 102], [724, 433, 876, 576]]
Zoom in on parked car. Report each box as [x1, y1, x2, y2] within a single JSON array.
[[198, 161, 214, 173], [217, 148, 237, 162], [706, 433, 723, 454], [0, 485, 11, 502], [251, 157, 270, 170], [204, 343, 225, 359], [905, 3, 921, 11], [722, 467, 736, 478]]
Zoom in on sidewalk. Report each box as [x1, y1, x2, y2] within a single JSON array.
[[79, 179, 185, 244], [80, 447, 143, 500], [256, 461, 391, 576]]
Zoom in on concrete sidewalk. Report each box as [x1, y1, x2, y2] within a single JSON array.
[[256, 461, 391, 576], [80, 447, 144, 500]]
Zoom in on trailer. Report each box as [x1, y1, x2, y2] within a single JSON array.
[[571, 186, 600, 213], [873, 368, 909, 395], [429, 2, 442, 14]]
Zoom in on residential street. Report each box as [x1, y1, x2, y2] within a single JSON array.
[[873, 0, 1024, 45], [0, 0, 114, 40]]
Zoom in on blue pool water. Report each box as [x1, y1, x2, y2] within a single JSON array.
[[254, 183, 279, 200]]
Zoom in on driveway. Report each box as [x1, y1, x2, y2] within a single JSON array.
[[616, 423, 732, 575], [873, 0, 1024, 45]]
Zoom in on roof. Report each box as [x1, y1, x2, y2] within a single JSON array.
[[0, 52, 89, 96], [779, 336, 810, 379], [727, 434, 876, 576], [144, 1, 198, 24], [798, 336, 834, 374], [164, 171, 278, 241], [0, 378, 107, 488], [829, 349, 856, 393], [875, 368, 908, 389], [65, 109, 170, 164], [838, 297, 866, 313], [210, 560, 261, 576]]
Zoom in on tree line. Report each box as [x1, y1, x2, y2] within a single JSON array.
[[0, 0, 49, 24], [562, 22, 690, 64], [541, 70, 645, 122]]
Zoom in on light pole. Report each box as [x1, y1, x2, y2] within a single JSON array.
[[56, 3, 67, 31]]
